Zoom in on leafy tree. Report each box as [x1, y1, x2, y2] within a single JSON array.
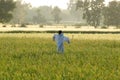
[[11, 0, 30, 24], [103, 1, 120, 27], [38, 6, 53, 22], [68, 0, 84, 22], [76, 0, 105, 28], [51, 6, 61, 23], [0, 0, 15, 23], [23, 6, 52, 24], [32, 8, 46, 24]]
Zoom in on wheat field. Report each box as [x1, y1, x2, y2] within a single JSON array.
[[0, 33, 120, 80]]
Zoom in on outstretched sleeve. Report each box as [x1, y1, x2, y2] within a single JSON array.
[[53, 34, 56, 41], [63, 36, 70, 44]]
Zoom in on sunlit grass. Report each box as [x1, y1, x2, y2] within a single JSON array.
[[0, 33, 120, 40], [0, 33, 120, 80]]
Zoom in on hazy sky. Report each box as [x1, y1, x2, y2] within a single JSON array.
[[24, 0, 69, 9], [23, 0, 120, 9]]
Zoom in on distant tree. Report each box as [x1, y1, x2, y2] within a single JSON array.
[[76, 0, 105, 28], [38, 6, 53, 22], [0, 0, 15, 23], [24, 6, 52, 24], [32, 8, 46, 24], [52, 6, 61, 23], [68, 0, 83, 22], [11, 0, 30, 24], [103, 1, 120, 27]]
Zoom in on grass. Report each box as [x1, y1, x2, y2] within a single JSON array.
[[0, 33, 120, 80]]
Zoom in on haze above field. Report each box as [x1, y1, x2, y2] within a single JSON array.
[[23, 0, 120, 9], [23, 0, 69, 9]]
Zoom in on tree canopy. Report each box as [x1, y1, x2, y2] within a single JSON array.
[[51, 6, 61, 24], [0, 0, 15, 23], [103, 1, 120, 27], [11, 0, 30, 24], [76, 0, 105, 28]]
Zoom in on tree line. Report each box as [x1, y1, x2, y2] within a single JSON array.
[[0, 0, 120, 28], [75, 0, 120, 28], [0, 0, 83, 25], [0, 0, 62, 25]]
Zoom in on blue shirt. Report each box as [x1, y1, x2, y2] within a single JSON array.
[[53, 33, 70, 53]]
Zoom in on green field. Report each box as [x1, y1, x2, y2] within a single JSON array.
[[0, 33, 120, 80]]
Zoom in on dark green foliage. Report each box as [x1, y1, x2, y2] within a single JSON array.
[[20, 24, 27, 27], [1, 30, 120, 34], [76, 0, 104, 28], [2, 25, 6, 27], [103, 1, 120, 27], [0, 0, 15, 23], [39, 24, 44, 28], [101, 26, 108, 29]]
